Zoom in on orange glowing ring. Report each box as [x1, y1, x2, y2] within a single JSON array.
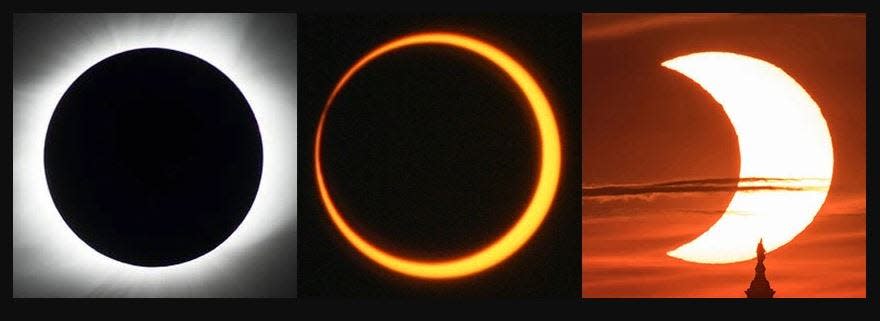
[[314, 32, 562, 279]]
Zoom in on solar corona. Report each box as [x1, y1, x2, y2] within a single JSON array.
[[314, 32, 562, 279]]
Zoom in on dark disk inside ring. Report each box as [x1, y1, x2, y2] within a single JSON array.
[[44, 48, 263, 267]]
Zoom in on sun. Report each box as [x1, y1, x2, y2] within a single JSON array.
[[662, 52, 833, 264], [314, 32, 562, 279]]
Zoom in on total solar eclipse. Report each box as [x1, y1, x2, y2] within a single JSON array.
[[44, 48, 263, 267]]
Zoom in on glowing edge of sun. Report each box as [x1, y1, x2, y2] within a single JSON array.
[[661, 52, 833, 264], [314, 32, 561, 279]]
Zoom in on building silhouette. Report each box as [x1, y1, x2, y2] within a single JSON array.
[[745, 239, 776, 298]]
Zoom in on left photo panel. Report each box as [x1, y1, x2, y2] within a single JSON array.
[[12, 13, 298, 297]]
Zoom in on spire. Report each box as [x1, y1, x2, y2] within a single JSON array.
[[745, 239, 775, 298], [757, 238, 765, 261]]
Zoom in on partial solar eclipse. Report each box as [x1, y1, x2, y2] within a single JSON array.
[[314, 32, 562, 279], [662, 52, 834, 264]]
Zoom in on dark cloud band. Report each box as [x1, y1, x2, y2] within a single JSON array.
[[583, 177, 828, 200]]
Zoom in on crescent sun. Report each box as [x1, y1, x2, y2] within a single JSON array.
[[314, 32, 562, 279], [662, 52, 834, 264]]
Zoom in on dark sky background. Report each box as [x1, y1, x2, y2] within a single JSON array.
[[582, 13, 865, 298], [298, 14, 582, 297]]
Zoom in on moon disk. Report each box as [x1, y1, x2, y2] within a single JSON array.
[[45, 48, 263, 267], [662, 52, 833, 264], [314, 32, 562, 279]]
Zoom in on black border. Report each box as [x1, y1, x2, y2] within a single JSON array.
[[4, 0, 875, 312]]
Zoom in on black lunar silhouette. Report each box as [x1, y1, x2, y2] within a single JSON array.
[[44, 48, 263, 267]]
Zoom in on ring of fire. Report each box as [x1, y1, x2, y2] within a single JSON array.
[[314, 32, 562, 279]]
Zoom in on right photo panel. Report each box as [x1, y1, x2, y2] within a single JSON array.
[[581, 13, 865, 298]]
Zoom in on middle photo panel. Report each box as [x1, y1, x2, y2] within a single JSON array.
[[298, 14, 582, 297]]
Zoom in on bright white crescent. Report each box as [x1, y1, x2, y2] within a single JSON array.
[[662, 52, 833, 264]]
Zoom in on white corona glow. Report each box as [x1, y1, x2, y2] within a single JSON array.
[[12, 13, 296, 296], [662, 52, 833, 264]]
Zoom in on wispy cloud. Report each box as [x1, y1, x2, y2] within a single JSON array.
[[582, 13, 864, 41], [583, 177, 830, 202], [582, 13, 738, 41], [582, 187, 865, 298]]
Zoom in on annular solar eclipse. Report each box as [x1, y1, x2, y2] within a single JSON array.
[[45, 48, 263, 267], [314, 32, 562, 279]]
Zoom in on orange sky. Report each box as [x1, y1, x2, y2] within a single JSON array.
[[581, 13, 865, 298]]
